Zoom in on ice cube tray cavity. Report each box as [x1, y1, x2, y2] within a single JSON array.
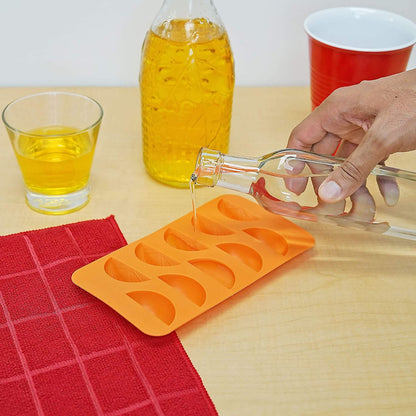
[[72, 195, 315, 336]]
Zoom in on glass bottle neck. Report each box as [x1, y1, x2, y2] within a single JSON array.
[[192, 148, 260, 194]]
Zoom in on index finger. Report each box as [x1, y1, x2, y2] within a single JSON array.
[[287, 109, 328, 151]]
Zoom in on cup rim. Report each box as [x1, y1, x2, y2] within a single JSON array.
[[2, 91, 104, 137], [304, 7, 416, 52]]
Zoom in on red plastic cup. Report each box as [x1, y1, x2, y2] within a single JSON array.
[[305, 7, 416, 108]]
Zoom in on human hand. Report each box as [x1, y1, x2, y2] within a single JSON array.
[[287, 69, 416, 204]]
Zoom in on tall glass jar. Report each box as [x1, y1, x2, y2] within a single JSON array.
[[140, 0, 235, 187]]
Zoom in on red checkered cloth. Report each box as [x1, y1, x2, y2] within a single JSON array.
[[0, 216, 217, 416]]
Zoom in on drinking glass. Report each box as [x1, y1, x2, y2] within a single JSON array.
[[2, 91, 103, 214]]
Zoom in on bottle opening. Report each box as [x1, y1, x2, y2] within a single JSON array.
[[191, 147, 222, 187]]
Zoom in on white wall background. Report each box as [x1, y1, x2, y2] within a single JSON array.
[[1, 0, 416, 87]]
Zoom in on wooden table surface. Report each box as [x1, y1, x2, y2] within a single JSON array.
[[1, 86, 415, 415]]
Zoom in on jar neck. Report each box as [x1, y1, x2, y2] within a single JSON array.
[[192, 148, 260, 194], [153, 0, 223, 31], [161, 0, 216, 15]]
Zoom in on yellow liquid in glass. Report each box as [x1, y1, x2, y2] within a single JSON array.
[[140, 18, 235, 187], [15, 125, 95, 195]]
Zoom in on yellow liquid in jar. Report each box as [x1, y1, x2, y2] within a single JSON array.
[[140, 18, 235, 187], [15, 125, 96, 195]]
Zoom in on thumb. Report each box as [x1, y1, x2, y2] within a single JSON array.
[[318, 140, 384, 203]]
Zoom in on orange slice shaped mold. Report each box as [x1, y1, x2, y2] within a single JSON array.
[[105, 258, 150, 282], [127, 291, 175, 326], [159, 274, 206, 306], [189, 259, 236, 289], [217, 243, 263, 272]]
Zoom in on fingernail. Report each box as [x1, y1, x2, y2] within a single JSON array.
[[384, 187, 399, 207], [319, 180, 342, 201]]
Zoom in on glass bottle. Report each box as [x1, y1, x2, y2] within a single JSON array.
[[140, 0, 234, 188], [191, 147, 416, 241]]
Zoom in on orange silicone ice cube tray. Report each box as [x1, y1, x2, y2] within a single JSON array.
[[72, 195, 315, 336]]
